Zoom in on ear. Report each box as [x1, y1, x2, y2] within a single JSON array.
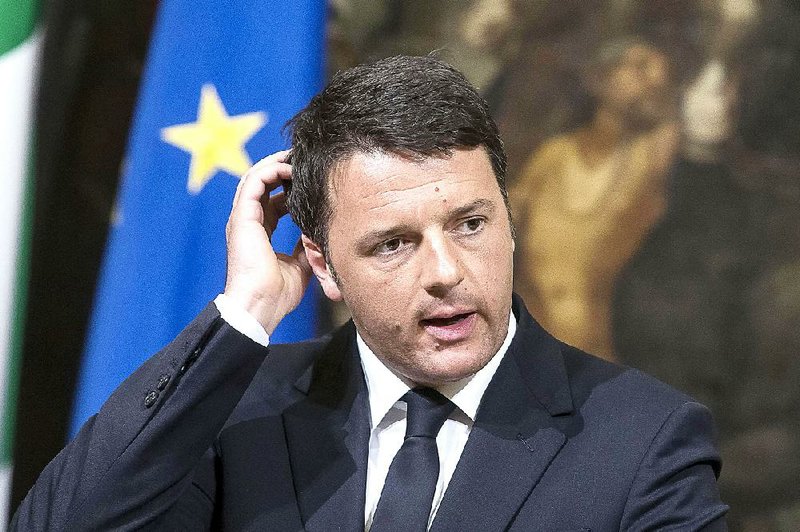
[[301, 235, 343, 301]]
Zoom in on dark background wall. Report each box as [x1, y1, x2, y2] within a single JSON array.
[[13, 0, 157, 510]]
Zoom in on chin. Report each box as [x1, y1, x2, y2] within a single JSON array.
[[411, 352, 491, 386]]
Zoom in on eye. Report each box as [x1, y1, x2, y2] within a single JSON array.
[[456, 217, 485, 234], [374, 237, 405, 256]]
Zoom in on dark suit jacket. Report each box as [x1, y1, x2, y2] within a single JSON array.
[[14, 296, 728, 531]]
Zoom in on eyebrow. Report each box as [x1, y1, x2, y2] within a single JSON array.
[[449, 198, 496, 219], [354, 198, 497, 251]]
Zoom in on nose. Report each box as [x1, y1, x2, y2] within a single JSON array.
[[420, 233, 464, 295]]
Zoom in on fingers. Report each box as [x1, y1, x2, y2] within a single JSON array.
[[265, 191, 287, 218], [261, 191, 288, 238], [251, 149, 291, 171], [232, 149, 292, 207], [229, 151, 293, 239], [234, 162, 291, 208]]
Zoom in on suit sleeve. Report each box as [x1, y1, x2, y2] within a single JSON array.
[[619, 401, 730, 531], [12, 303, 269, 531]]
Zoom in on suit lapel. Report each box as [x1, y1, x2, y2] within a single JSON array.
[[282, 323, 371, 532], [431, 297, 573, 531]]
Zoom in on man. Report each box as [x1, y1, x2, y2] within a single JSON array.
[[511, 38, 678, 361], [14, 56, 727, 530]]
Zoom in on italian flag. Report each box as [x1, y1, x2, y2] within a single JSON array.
[[0, 0, 41, 521]]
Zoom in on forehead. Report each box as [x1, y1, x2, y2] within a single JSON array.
[[327, 148, 499, 214]]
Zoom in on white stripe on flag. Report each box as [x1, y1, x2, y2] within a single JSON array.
[[0, 29, 42, 430], [0, 465, 10, 526], [0, 27, 43, 526]]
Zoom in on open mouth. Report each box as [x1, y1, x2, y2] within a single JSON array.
[[420, 312, 477, 342], [421, 312, 473, 327]]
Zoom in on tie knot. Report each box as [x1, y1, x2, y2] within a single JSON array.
[[403, 387, 456, 439]]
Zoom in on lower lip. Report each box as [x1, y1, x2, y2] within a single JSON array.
[[422, 313, 477, 343]]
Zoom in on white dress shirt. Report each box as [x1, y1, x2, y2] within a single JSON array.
[[214, 293, 271, 346], [213, 294, 517, 531], [359, 314, 516, 530]]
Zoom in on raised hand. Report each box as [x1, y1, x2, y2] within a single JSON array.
[[223, 150, 312, 334]]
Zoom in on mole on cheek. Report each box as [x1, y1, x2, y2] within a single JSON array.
[[434, 187, 440, 192]]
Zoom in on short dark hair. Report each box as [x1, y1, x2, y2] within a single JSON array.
[[285, 54, 509, 257]]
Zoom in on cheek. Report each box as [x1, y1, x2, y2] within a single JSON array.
[[475, 232, 514, 273], [341, 272, 411, 328], [477, 247, 515, 301]]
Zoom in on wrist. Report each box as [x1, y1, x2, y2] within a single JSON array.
[[222, 287, 286, 335], [214, 293, 271, 347]]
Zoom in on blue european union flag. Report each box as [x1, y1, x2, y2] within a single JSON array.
[[70, 0, 325, 435]]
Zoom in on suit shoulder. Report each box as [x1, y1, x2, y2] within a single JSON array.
[[557, 344, 720, 479], [560, 343, 697, 416]]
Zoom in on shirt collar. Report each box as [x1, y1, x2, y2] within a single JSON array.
[[358, 312, 517, 430]]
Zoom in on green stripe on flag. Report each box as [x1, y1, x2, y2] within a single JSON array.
[[0, 0, 40, 55], [0, 151, 34, 464]]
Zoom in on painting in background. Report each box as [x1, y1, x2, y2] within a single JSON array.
[[329, 1, 800, 529]]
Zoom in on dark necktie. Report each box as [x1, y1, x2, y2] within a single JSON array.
[[370, 387, 456, 531]]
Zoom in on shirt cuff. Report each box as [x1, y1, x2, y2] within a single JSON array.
[[213, 293, 270, 348]]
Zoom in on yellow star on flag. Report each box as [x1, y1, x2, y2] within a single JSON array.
[[161, 84, 267, 194]]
